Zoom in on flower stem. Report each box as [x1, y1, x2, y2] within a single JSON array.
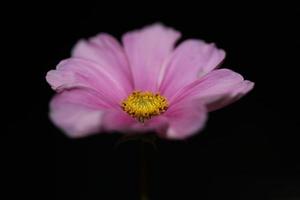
[[140, 141, 148, 200]]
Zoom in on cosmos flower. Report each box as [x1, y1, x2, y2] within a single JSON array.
[[46, 23, 254, 139]]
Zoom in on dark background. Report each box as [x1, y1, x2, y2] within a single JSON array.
[[6, 2, 300, 200]]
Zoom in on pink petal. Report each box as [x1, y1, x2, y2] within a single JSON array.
[[46, 58, 127, 107], [72, 33, 133, 92], [206, 80, 254, 111], [102, 110, 136, 131], [122, 23, 181, 91], [102, 110, 168, 134], [162, 99, 207, 139], [159, 40, 225, 99], [49, 89, 108, 138], [170, 69, 254, 112]]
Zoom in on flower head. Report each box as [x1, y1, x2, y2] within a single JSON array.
[[46, 23, 254, 139]]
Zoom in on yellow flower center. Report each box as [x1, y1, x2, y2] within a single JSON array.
[[121, 91, 169, 123]]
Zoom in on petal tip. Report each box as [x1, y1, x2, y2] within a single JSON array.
[[46, 70, 60, 90], [122, 22, 182, 42], [49, 104, 103, 138]]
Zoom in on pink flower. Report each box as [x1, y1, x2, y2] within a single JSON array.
[[46, 23, 254, 139]]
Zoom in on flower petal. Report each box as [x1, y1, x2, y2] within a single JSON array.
[[102, 110, 136, 131], [71, 33, 133, 92], [102, 110, 168, 134], [170, 69, 253, 112], [162, 99, 207, 139], [49, 89, 107, 138], [46, 58, 127, 107], [122, 23, 181, 91], [206, 80, 254, 111], [159, 39, 225, 100]]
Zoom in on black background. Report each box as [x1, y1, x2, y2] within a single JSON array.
[[5, 2, 300, 200]]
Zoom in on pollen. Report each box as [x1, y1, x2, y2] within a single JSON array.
[[121, 91, 169, 123]]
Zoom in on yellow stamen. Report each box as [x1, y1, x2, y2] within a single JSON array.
[[121, 91, 169, 123]]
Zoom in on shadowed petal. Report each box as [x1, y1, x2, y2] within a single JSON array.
[[71, 33, 133, 92], [102, 110, 168, 134], [170, 69, 253, 112], [122, 23, 181, 91], [46, 58, 127, 107], [102, 110, 136, 131], [162, 99, 207, 139], [159, 39, 225, 99], [49, 89, 109, 138]]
